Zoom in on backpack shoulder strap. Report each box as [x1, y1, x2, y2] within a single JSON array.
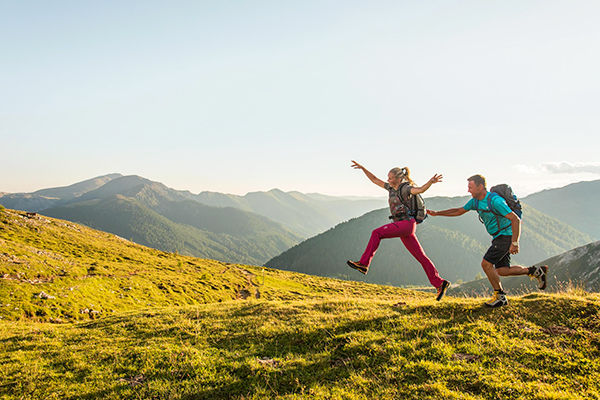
[[486, 192, 502, 216], [397, 182, 411, 205]]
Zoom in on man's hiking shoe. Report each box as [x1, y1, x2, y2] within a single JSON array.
[[529, 265, 548, 290], [346, 260, 368, 275], [484, 291, 508, 308], [436, 280, 450, 301]]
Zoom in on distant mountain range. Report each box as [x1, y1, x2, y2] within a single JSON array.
[[34, 176, 301, 265], [266, 185, 598, 286], [194, 190, 385, 237], [451, 240, 600, 296], [0, 174, 123, 212], [0, 174, 384, 264], [522, 180, 600, 239], [3, 176, 598, 284]]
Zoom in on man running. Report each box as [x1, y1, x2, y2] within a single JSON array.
[[427, 174, 548, 307]]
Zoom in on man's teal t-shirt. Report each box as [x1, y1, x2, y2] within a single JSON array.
[[463, 192, 513, 238]]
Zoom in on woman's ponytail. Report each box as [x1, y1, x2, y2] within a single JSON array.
[[402, 167, 416, 185]]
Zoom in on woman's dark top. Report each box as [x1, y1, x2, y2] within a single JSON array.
[[384, 182, 414, 222]]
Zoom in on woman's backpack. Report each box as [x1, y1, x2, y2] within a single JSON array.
[[398, 183, 428, 224]]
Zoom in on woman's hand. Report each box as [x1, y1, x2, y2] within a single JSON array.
[[410, 173, 443, 195], [428, 174, 443, 184], [351, 160, 386, 188], [351, 160, 364, 170]]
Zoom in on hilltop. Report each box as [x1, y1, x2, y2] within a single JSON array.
[[1, 207, 599, 399]]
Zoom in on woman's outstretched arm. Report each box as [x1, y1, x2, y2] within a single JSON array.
[[351, 160, 385, 189], [410, 174, 443, 195]]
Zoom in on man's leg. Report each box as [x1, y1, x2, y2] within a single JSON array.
[[481, 259, 503, 291], [498, 264, 548, 290], [481, 259, 509, 307], [481, 236, 512, 291], [496, 265, 529, 277]]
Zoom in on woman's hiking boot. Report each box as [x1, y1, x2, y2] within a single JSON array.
[[346, 260, 368, 275], [436, 280, 450, 301], [484, 290, 508, 308], [529, 265, 548, 290]]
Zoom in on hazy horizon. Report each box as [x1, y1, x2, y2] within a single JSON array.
[[2, 172, 598, 199]]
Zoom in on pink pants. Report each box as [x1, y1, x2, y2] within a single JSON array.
[[359, 219, 444, 288]]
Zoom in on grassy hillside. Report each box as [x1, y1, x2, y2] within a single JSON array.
[[2, 293, 599, 399], [1, 207, 600, 399], [266, 200, 594, 287], [0, 207, 401, 323]]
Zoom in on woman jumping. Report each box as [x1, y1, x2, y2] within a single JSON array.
[[347, 160, 450, 301]]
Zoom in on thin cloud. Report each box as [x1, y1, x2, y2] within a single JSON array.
[[541, 162, 600, 175]]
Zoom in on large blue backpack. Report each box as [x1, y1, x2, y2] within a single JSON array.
[[473, 184, 522, 235]]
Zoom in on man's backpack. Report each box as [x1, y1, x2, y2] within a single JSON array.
[[398, 182, 428, 224], [474, 184, 522, 235], [491, 184, 522, 218]]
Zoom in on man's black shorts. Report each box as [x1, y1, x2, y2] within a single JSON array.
[[483, 235, 511, 268]]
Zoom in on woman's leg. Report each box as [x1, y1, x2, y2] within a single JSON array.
[[400, 222, 444, 288], [359, 222, 407, 266]]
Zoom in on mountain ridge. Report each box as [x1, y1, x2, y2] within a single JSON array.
[[522, 179, 600, 239]]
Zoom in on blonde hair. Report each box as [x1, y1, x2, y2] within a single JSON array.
[[389, 167, 415, 185]]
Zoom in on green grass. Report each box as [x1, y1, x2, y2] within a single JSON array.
[[0, 208, 406, 323], [1, 207, 600, 399], [2, 293, 599, 399]]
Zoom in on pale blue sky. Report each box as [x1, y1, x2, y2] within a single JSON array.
[[2, 1, 599, 197]]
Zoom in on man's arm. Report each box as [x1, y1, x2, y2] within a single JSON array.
[[428, 207, 468, 217], [505, 212, 521, 254]]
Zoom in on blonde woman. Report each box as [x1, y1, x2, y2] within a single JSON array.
[[347, 160, 450, 301]]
